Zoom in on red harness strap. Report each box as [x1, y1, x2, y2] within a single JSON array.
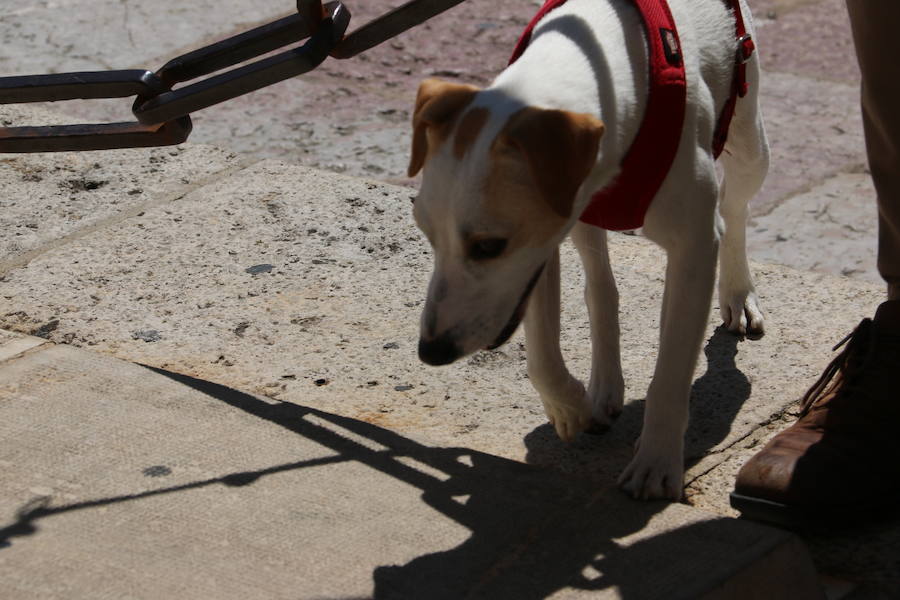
[[509, 0, 754, 231], [713, 0, 755, 157]]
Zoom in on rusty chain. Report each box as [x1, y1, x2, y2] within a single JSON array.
[[0, 0, 467, 153]]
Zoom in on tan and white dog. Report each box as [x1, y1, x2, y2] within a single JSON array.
[[408, 0, 767, 500]]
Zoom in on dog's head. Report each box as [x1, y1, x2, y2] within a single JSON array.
[[408, 78, 604, 365]]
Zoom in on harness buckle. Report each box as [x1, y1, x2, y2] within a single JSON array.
[[736, 33, 755, 65]]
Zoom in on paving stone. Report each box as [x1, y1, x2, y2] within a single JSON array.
[[754, 72, 867, 215], [1, 0, 893, 592], [0, 328, 47, 362], [0, 343, 823, 599], [0, 105, 244, 270], [2, 0, 869, 212], [687, 418, 900, 599], [753, 0, 859, 84], [0, 0, 295, 76], [748, 172, 880, 284], [0, 161, 883, 484]]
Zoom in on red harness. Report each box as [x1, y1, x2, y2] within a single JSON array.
[[510, 0, 754, 231]]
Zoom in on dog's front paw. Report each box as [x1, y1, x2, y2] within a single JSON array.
[[720, 289, 764, 337], [540, 377, 592, 443], [587, 374, 625, 430], [617, 440, 684, 500]]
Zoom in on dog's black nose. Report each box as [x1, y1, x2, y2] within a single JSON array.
[[418, 335, 460, 366]]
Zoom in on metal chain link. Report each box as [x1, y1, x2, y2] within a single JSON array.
[[0, 0, 467, 153]]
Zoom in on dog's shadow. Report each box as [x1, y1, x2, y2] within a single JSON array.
[[0, 329, 755, 599], [524, 326, 753, 482], [374, 327, 758, 599]]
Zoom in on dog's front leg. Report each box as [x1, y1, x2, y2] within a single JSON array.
[[524, 247, 592, 442], [618, 236, 718, 500], [570, 222, 625, 428]]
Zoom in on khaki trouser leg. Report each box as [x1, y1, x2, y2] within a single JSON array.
[[845, 1, 900, 300]]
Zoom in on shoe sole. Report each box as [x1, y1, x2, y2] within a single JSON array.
[[730, 491, 899, 532], [729, 492, 811, 531]]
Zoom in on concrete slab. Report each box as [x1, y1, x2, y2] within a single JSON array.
[[0, 342, 823, 599], [1, 0, 869, 214], [1, 1, 295, 76], [753, 0, 859, 84], [0, 160, 883, 484], [686, 417, 900, 598], [754, 72, 867, 216], [0, 0, 893, 588], [748, 173, 880, 285], [0, 329, 47, 362], [1, 105, 244, 270]]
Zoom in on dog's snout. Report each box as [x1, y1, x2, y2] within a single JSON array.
[[418, 335, 461, 366]]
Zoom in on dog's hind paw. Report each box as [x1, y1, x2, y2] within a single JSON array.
[[541, 377, 592, 443], [720, 289, 764, 337], [618, 445, 684, 501]]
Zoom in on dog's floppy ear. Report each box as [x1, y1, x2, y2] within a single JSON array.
[[408, 78, 480, 177], [496, 107, 604, 219]]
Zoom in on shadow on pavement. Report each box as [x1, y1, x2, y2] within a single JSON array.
[[524, 326, 753, 483], [0, 328, 762, 598]]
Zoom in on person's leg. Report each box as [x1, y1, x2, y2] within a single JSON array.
[[846, 0, 900, 299], [730, 1, 900, 529]]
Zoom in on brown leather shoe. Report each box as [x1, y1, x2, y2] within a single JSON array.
[[730, 300, 900, 530]]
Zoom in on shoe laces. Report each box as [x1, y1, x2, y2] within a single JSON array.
[[798, 319, 875, 417]]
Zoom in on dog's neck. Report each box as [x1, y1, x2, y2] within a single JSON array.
[[487, 0, 650, 207]]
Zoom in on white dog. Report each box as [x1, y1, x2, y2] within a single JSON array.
[[408, 0, 767, 500]]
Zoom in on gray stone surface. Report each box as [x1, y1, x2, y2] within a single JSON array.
[[3, 0, 870, 211], [686, 417, 900, 598], [1, 0, 896, 594], [753, 0, 859, 83], [0, 132, 883, 597], [0, 159, 883, 475], [0, 1, 295, 76], [0, 105, 244, 270], [752, 73, 867, 216], [748, 173, 879, 284], [0, 342, 823, 599], [0, 328, 46, 362]]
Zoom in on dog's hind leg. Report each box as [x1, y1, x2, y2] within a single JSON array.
[[570, 222, 625, 429], [523, 247, 593, 442], [717, 56, 768, 336]]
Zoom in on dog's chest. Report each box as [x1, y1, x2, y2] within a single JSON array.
[[509, 0, 751, 232]]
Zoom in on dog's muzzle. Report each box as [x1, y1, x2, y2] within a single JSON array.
[[418, 333, 461, 366]]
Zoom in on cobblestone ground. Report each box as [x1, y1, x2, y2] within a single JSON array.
[[3, 0, 894, 594], [189, 0, 878, 287], [4, 0, 879, 289]]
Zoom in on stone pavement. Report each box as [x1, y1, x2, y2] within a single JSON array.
[[1, 330, 823, 599], [1, 0, 898, 597], [1, 102, 896, 597], [0, 0, 880, 281]]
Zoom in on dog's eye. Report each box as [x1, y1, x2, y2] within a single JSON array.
[[469, 238, 508, 261]]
